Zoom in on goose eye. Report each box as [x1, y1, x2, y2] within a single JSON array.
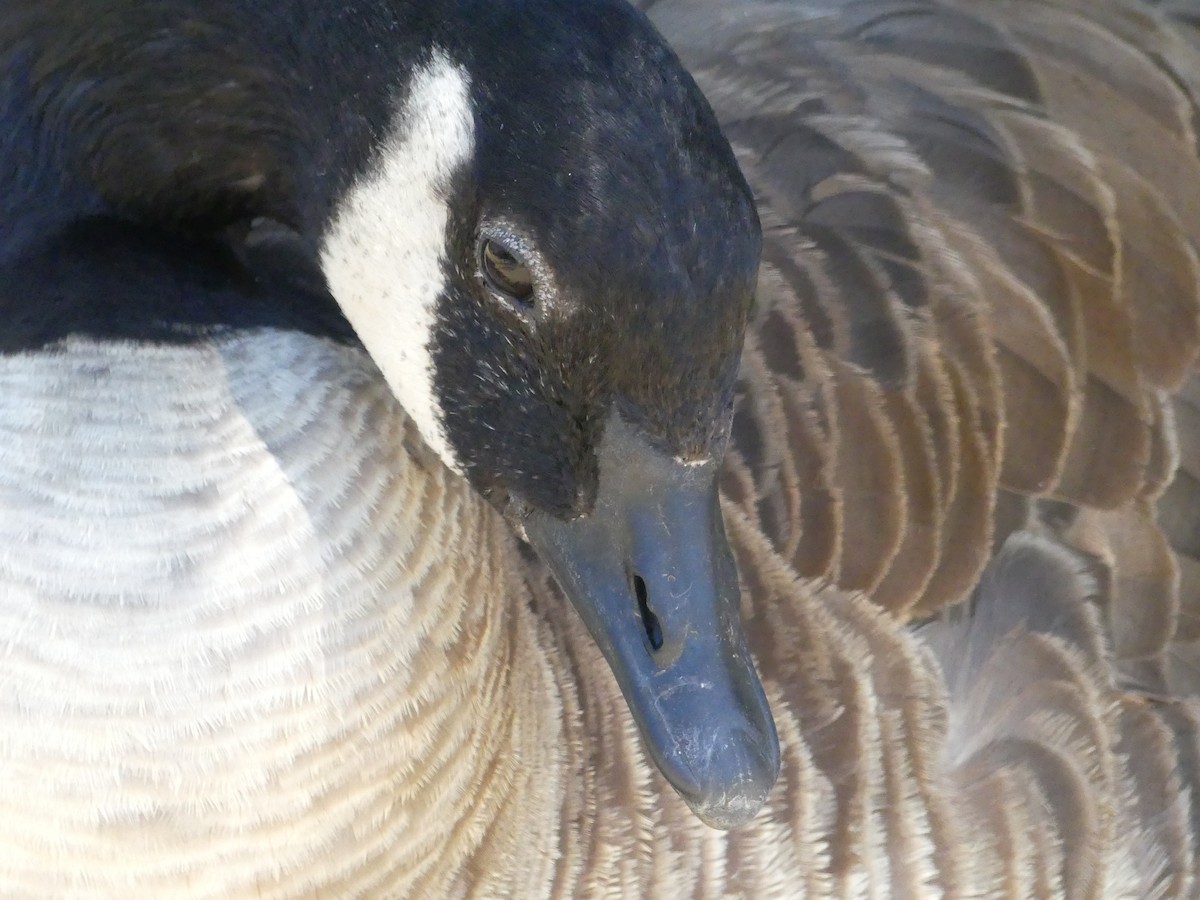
[[480, 239, 534, 305]]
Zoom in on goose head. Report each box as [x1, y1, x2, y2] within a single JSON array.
[[322, 5, 777, 827], [27, 0, 778, 828]]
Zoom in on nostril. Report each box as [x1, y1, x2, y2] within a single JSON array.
[[632, 573, 663, 652]]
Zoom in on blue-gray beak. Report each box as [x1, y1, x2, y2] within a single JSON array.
[[525, 416, 779, 828]]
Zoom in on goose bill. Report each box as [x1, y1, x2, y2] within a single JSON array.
[[524, 416, 780, 829]]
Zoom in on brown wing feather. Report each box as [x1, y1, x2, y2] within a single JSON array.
[[527, 1, 1200, 895]]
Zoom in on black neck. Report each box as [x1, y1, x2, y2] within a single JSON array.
[[0, 0, 448, 349], [1, 0, 450, 243]]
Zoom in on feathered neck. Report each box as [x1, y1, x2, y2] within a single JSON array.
[[1, 0, 438, 238]]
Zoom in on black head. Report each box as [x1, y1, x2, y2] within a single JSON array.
[[379, 1, 779, 827], [430, 0, 760, 521]]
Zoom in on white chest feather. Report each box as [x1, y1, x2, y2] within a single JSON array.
[[0, 337, 1179, 900], [0, 332, 564, 898]]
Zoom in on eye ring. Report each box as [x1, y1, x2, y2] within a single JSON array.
[[479, 238, 535, 306]]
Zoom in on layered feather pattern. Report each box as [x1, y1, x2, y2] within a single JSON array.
[[6, 0, 1200, 896]]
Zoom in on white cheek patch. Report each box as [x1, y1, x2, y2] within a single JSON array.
[[320, 50, 473, 473]]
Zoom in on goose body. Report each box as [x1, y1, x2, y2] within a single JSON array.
[[5, 0, 1200, 897]]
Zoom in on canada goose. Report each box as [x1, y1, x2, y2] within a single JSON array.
[[3, 0, 1200, 898], [1, 0, 775, 882]]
